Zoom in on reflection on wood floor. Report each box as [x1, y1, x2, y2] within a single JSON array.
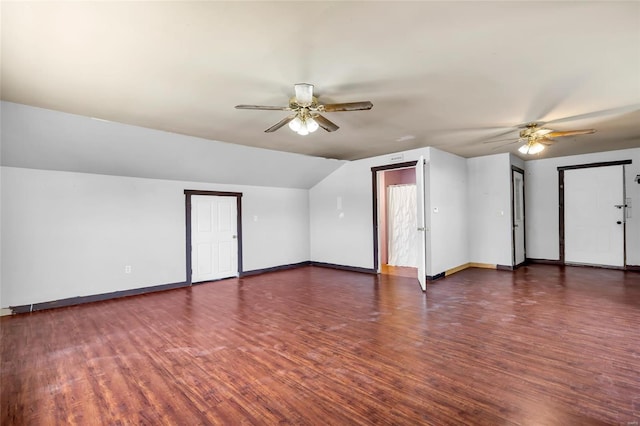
[[2, 265, 639, 424], [381, 264, 417, 278]]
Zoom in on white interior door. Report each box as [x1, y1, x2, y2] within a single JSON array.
[[191, 195, 238, 282], [564, 165, 625, 267], [512, 170, 525, 266], [415, 156, 427, 291]]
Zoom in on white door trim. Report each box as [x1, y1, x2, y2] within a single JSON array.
[[415, 156, 427, 291]]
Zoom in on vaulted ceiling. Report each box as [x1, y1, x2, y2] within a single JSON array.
[[2, 1, 639, 162]]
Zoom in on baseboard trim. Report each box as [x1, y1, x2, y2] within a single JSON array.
[[241, 261, 311, 277], [446, 263, 471, 276], [10, 281, 189, 314], [565, 262, 625, 270], [527, 258, 563, 265], [427, 272, 445, 281], [527, 258, 636, 271], [7, 261, 377, 315], [15, 258, 602, 315], [444, 262, 503, 277], [469, 262, 498, 270], [310, 262, 377, 275], [496, 264, 514, 271]]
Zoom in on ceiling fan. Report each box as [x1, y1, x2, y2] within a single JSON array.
[[484, 122, 596, 155], [235, 83, 373, 135], [515, 123, 596, 154]]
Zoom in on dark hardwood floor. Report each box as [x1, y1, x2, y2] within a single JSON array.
[[2, 265, 639, 425]]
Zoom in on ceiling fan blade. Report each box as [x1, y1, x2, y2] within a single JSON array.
[[482, 137, 519, 144], [314, 114, 340, 132], [321, 101, 373, 112], [264, 115, 296, 133], [490, 140, 522, 150], [486, 127, 519, 138], [235, 104, 291, 111], [545, 129, 595, 138]]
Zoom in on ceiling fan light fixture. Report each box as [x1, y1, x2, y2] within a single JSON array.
[[288, 116, 302, 132], [294, 83, 314, 106], [236, 83, 372, 134], [289, 111, 319, 136], [306, 116, 319, 133], [519, 140, 545, 155]]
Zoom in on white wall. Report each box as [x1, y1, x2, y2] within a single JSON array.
[[309, 147, 470, 276], [525, 147, 640, 265], [0, 167, 3, 311], [510, 154, 525, 172], [1, 167, 310, 307], [428, 148, 469, 274], [467, 153, 512, 266]]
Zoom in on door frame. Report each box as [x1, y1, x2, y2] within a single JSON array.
[[184, 190, 243, 284], [557, 160, 631, 266], [370, 161, 418, 273], [510, 166, 526, 267]]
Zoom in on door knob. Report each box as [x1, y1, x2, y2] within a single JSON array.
[[616, 221, 622, 225]]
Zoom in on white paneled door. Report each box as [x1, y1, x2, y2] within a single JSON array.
[[415, 156, 427, 291], [191, 195, 238, 282], [564, 165, 625, 267]]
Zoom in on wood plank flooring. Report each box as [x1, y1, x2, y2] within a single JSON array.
[[2, 265, 639, 425], [380, 264, 417, 278]]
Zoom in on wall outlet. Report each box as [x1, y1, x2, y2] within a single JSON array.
[[124, 265, 132, 274]]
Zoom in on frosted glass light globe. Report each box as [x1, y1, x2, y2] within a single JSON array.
[[288, 116, 302, 132], [297, 123, 309, 136], [306, 117, 319, 133]]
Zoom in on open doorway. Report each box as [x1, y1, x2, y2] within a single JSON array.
[[371, 161, 420, 280], [511, 166, 526, 267], [380, 168, 418, 277]]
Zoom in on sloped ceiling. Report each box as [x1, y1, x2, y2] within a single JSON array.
[[1, 1, 639, 165], [1, 102, 345, 189]]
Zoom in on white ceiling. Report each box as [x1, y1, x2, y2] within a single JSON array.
[[2, 1, 639, 162]]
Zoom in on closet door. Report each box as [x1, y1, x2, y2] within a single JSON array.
[[191, 195, 238, 282]]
